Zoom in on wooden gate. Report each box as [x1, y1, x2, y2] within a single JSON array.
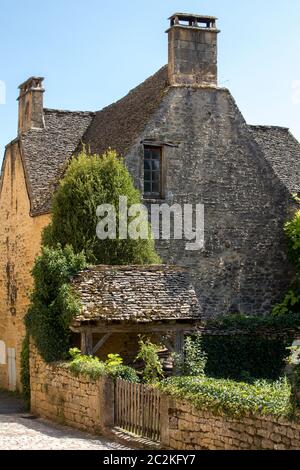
[[115, 379, 161, 442]]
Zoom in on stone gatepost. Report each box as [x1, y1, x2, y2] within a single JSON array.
[[98, 376, 115, 431]]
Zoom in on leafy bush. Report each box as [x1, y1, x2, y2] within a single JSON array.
[[43, 149, 160, 265], [135, 337, 164, 383], [25, 245, 87, 363], [65, 349, 139, 382], [173, 335, 207, 377], [158, 376, 292, 418]]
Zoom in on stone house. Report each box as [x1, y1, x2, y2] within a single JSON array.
[[1, 12, 300, 391]]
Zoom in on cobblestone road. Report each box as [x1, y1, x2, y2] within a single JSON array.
[[0, 393, 130, 450]]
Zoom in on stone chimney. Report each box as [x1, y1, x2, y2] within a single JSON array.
[[17, 77, 45, 134], [167, 13, 220, 87]]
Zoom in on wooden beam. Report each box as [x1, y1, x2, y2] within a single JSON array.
[[72, 323, 200, 335], [92, 333, 111, 355]]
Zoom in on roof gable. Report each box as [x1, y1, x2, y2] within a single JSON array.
[[20, 109, 94, 215]]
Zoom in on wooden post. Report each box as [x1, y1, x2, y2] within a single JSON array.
[[174, 330, 185, 376], [80, 329, 93, 355], [160, 393, 171, 449], [174, 331, 184, 354]]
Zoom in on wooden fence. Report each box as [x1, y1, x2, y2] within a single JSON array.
[[115, 379, 161, 442]]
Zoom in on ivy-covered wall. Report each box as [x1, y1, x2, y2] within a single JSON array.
[[203, 333, 292, 381]]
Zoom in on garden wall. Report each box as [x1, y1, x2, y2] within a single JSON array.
[[30, 343, 300, 450], [161, 396, 300, 450], [30, 343, 114, 434]]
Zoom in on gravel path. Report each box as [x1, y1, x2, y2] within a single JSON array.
[[0, 392, 130, 450]]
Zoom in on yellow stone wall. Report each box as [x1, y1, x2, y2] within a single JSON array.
[[30, 341, 114, 433], [0, 141, 50, 390]]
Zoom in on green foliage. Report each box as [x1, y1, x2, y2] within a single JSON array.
[[286, 345, 300, 412], [105, 353, 123, 368], [65, 349, 139, 382], [20, 332, 30, 408], [285, 209, 300, 269], [158, 376, 292, 418], [173, 335, 207, 377], [202, 314, 297, 381], [271, 208, 300, 316], [135, 337, 164, 383], [25, 245, 87, 363], [43, 149, 160, 265], [272, 290, 300, 317], [203, 334, 291, 382]]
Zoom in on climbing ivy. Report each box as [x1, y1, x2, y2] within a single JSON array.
[[25, 245, 87, 363]]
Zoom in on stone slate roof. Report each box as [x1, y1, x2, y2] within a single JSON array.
[[14, 67, 300, 216], [20, 109, 94, 215], [71, 265, 201, 325], [82, 66, 169, 156], [249, 125, 300, 194]]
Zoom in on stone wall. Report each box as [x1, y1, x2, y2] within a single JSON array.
[[30, 343, 114, 434], [0, 141, 50, 390], [31, 344, 300, 450], [126, 86, 293, 318], [161, 397, 300, 450]]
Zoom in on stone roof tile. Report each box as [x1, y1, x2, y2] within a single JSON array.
[[249, 125, 300, 194], [82, 66, 169, 156], [20, 109, 94, 216], [71, 265, 201, 324]]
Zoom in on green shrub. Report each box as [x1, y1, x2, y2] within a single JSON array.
[[25, 245, 87, 363], [43, 149, 160, 265], [173, 335, 207, 377], [135, 337, 164, 383], [65, 349, 139, 382], [158, 376, 292, 418]]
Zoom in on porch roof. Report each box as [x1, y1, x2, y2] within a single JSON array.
[[70, 265, 202, 328]]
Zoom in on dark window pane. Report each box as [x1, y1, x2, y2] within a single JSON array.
[[144, 170, 151, 181], [144, 181, 151, 193], [151, 148, 161, 160], [144, 149, 151, 159], [152, 181, 160, 193], [152, 160, 160, 171], [152, 171, 160, 182], [144, 146, 162, 196], [144, 160, 151, 170]]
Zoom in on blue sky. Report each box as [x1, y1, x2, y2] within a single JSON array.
[[1, 0, 300, 160]]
